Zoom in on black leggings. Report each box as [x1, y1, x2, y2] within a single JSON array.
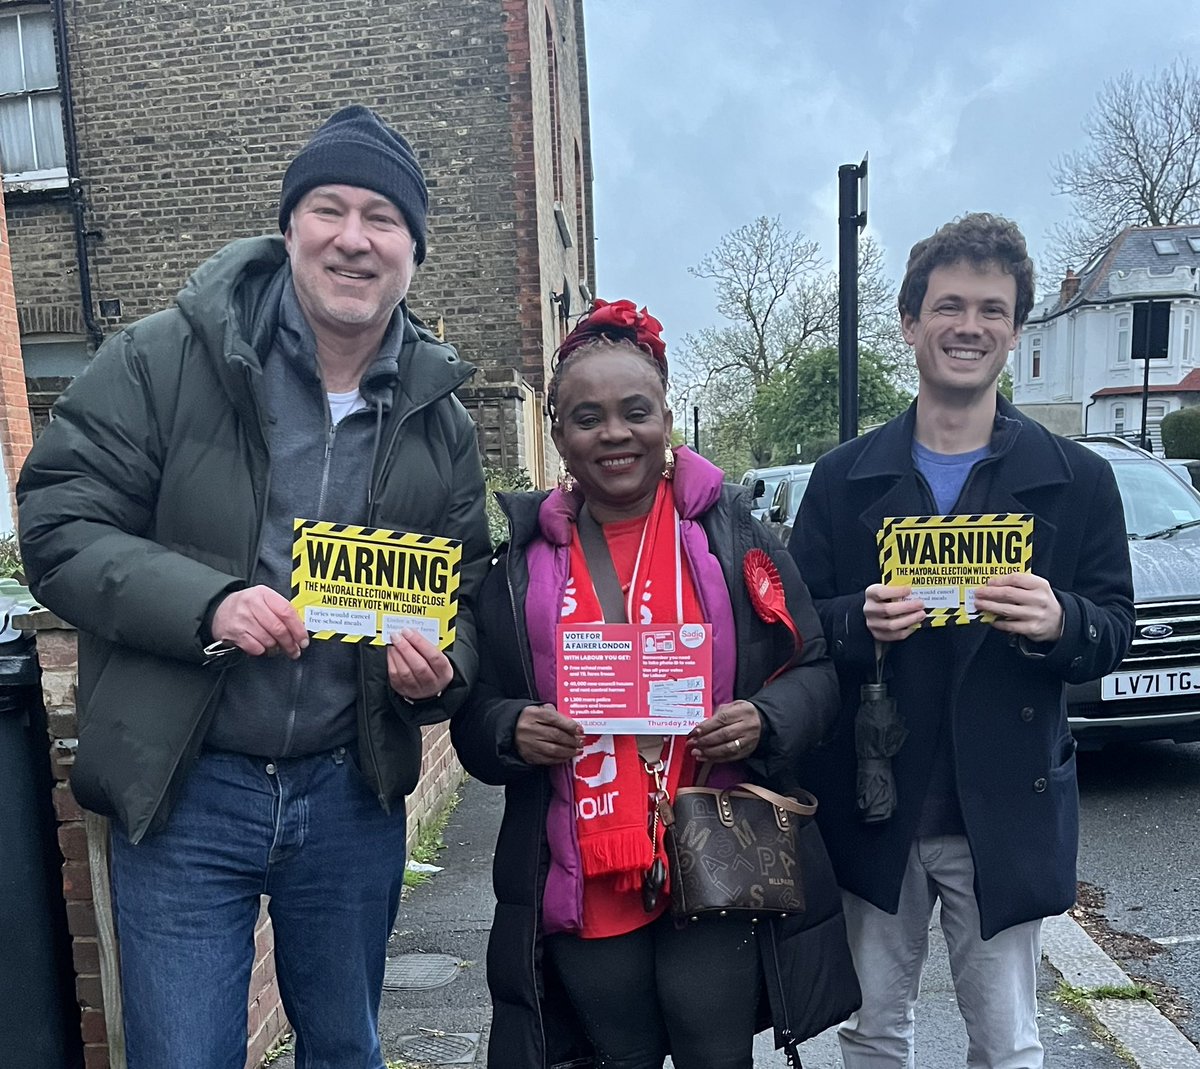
[[544, 912, 761, 1069]]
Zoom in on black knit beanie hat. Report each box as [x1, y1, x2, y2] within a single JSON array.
[[278, 105, 429, 264]]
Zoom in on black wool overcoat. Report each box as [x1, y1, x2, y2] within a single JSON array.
[[789, 398, 1134, 939]]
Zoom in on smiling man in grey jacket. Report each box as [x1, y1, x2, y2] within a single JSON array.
[[18, 106, 490, 1069]]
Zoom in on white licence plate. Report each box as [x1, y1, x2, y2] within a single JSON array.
[[1101, 668, 1200, 701]]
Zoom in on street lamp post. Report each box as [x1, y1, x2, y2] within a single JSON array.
[[838, 155, 868, 444]]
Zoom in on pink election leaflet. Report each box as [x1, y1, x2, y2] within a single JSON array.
[[556, 622, 712, 734]]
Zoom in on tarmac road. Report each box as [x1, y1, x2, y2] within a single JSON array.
[[1075, 740, 1200, 1049]]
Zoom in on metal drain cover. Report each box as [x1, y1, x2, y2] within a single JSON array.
[[382, 953, 462, 990], [393, 1031, 480, 1064]]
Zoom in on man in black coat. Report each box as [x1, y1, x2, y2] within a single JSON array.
[[789, 213, 1133, 1068]]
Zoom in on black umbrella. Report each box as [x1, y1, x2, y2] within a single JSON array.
[[855, 675, 908, 824]]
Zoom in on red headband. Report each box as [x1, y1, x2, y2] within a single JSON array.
[[557, 298, 667, 367]]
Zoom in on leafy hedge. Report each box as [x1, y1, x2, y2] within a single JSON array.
[[1160, 406, 1200, 458], [483, 465, 534, 547]]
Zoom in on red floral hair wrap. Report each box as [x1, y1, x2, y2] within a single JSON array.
[[557, 298, 667, 368]]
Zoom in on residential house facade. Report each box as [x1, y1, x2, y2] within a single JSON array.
[[2, 0, 595, 488], [1014, 225, 1200, 452]]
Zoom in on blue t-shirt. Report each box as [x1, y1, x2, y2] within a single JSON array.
[[910, 439, 993, 836], [912, 439, 991, 513]]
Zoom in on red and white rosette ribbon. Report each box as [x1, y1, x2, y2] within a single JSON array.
[[743, 548, 803, 683]]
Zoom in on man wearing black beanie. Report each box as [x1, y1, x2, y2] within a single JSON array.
[[18, 106, 491, 1069], [280, 104, 429, 264]]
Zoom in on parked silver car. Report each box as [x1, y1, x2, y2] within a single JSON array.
[[1164, 457, 1200, 492], [763, 464, 814, 544], [739, 464, 807, 522], [1069, 436, 1200, 746]]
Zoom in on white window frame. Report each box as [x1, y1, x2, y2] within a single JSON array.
[[1029, 335, 1043, 381], [1147, 401, 1168, 453], [1115, 313, 1131, 365], [1182, 309, 1194, 365], [0, 7, 68, 189], [1112, 403, 1126, 437]]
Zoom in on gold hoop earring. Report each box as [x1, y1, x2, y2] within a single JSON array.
[[662, 445, 676, 480], [557, 459, 576, 493]]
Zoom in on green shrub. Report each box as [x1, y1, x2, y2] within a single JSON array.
[[0, 534, 23, 582], [483, 465, 534, 547], [800, 434, 839, 463], [1160, 405, 1200, 458]]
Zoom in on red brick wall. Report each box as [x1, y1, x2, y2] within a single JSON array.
[[409, 723, 468, 845], [0, 179, 35, 520], [35, 624, 108, 1068], [245, 904, 286, 1069], [29, 617, 291, 1069]]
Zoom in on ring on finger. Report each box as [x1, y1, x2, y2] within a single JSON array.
[[731, 737, 741, 752]]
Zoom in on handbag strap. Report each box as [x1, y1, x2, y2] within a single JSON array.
[[733, 783, 818, 818], [577, 506, 667, 770], [576, 504, 628, 624], [694, 764, 818, 818]]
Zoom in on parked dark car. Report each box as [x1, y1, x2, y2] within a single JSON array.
[[763, 464, 814, 544], [1069, 436, 1200, 746]]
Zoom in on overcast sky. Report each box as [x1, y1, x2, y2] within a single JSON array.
[[583, 0, 1200, 354]]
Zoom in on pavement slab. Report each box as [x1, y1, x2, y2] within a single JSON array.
[[262, 776, 1181, 1067], [1043, 913, 1200, 1069]]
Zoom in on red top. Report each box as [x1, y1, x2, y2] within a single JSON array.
[[580, 515, 701, 938]]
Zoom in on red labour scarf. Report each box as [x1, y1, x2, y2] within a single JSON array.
[[562, 482, 700, 936]]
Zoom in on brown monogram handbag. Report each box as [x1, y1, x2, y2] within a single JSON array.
[[662, 780, 818, 919]]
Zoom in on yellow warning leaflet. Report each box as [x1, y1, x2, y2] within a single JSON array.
[[290, 519, 461, 649], [877, 514, 1034, 627]]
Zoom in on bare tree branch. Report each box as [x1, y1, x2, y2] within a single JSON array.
[[675, 218, 910, 468], [1048, 58, 1200, 279]]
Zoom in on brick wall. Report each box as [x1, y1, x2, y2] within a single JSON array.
[[6, 0, 594, 480], [245, 905, 285, 1069], [26, 615, 291, 1069], [4, 200, 79, 335], [33, 620, 112, 1069], [501, 0, 591, 479], [25, 610, 471, 1068], [0, 176, 35, 525], [408, 723, 468, 847]]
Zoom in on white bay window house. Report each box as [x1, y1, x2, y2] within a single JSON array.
[[1013, 226, 1200, 453]]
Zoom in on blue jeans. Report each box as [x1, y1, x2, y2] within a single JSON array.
[[109, 748, 408, 1069]]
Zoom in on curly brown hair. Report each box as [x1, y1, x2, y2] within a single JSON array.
[[897, 213, 1035, 329]]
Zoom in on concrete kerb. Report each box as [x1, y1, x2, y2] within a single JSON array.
[[1042, 912, 1200, 1067]]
